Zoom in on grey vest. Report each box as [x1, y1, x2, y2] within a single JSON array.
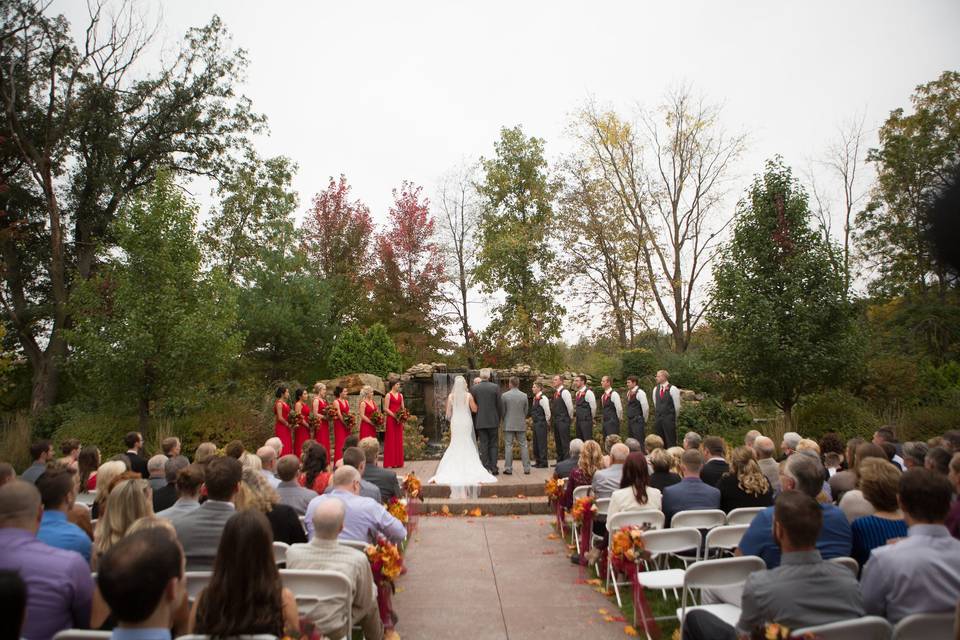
[[551, 390, 570, 430]]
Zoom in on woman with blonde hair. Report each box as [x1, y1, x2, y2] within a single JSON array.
[[358, 384, 378, 441], [667, 446, 685, 476], [561, 440, 603, 510], [717, 446, 773, 512], [237, 468, 305, 545], [92, 477, 153, 568], [91, 460, 128, 520], [648, 448, 682, 492], [311, 382, 331, 455]]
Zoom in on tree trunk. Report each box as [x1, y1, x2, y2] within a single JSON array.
[[138, 396, 151, 431], [30, 354, 60, 414]]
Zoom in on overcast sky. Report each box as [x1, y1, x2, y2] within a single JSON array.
[[53, 0, 960, 341]]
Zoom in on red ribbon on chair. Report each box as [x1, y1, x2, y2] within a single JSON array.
[[631, 561, 660, 639], [376, 581, 394, 629], [407, 498, 419, 535], [555, 500, 566, 536], [578, 508, 594, 568]]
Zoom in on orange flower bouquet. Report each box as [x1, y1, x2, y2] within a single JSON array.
[[371, 411, 385, 431], [344, 413, 357, 430], [323, 405, 338, 421], [544, 477, 564, 501], [401, 471, 422, 499], [365, 535, 404, 629], [571, 495, 596, 524], [396, 408, 412, 424], [387, 497, 408, 524], [610, 525, 652, 565], [307, 413, 321, 437]]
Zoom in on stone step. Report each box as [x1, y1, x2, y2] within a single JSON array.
[[420, 480, 546, 499], [418, 496, 552, 516]]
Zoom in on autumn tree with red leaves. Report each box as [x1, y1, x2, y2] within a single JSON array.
[[372, 181, 448, 364], [302, 175, 374, 324]]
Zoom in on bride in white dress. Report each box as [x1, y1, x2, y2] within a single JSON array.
[[429, 375, 497, 498]]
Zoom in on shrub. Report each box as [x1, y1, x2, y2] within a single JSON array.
[[620, 349, 656, 383], [794, 389, 878, 441], [0, 412, 34, 471], [677, 396, 753, 444], [896, 405, 960, 443], [403, 418, 429, 460], [329, 324, 403, 379]]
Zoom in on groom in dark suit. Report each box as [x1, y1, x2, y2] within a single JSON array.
[[471, 368, 503, 476]]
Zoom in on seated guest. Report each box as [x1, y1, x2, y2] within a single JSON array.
[[257, 445, 282, 488], [147, 454, 169, 492], [781, 431, 801, 458], [171, 456, 242, 571], [753, 436, 781, 495], [648, 448, 682, 492], [36, 466, 92, 562], [592, 442, 629, 500], [829, 436, 864, 502], [823, 452, 843, 478], [123, 431, 149, 479], [553, 439, 583, 480], [93, 477, 153, 568], [359, 437, 401, 502], [862, 468, 960, 623], [299, 441, 332, 494], [97, 528, 187, 638], [717, 447, 773, 513], [304, 466, 406, 544], [326, 447, 382, 502], [238, 468, 306, 545], [0, 462, 13, 486], [608, 452, 662, 520], [0, 570, 27, 640], [224, 439, 245, 460], [78, 445, 101, 492], [738, 452, 851, 568], [58, 438, 81, 471], [838, 443, 889, 521], [662, 449, 721, 524], [683, 491, 864, 640], [334, 434, 361, 468], [0, 481, 94, 639], [240, 451, 262, 471], [644, 434, 664, 454], [265, 436, 284, 459], [683, 431, 701, 451], [287, 499, 385, 640], [873, 427, 906, 470], [276, 454, 318, 515], [850, 458, 908, 565], [193, 441, 218, 468], [157, 464, 203, 519], [743, 429, 761, 449], [901, 441, 928, 470], [561, 440, 603, 510], [624, 438, 642, 453], [189, 509, 300, 637], [947, 452, 960, 538], [667, 447, 685, 475], [161, 436, 181, 458], [153, 455, 189, 514], [20, 440, 53, 484], [601, 434, 622, 468], [925, 446, 952, 476], [91, 460, 129, 520], [699, 436, 730, 487]]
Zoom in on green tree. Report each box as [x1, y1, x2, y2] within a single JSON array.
[[68, 172, 243, 428], [709, 159, 860, 425], [364, 323, 404, 378], [474, 126, 563, 366], [328, 324, 402, 379]]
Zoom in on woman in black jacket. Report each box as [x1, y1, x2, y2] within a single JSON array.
[[717, 446, 773, 512]]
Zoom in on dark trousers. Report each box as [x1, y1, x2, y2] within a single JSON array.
[[681, 610, 736, 640], [628, 417, 645, 445], [655, 414, 677, 448], [533, 421, 549, 465], [553, 420, 571, 462], [477, 428, 499, 472], [575, 418, 592, 442]]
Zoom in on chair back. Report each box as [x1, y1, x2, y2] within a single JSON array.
[[683, 556, 765, 590], [75, 491, 97, 506], [828, 556, 859, 576], [595, 498, 611, 516], [279, 569, 353, 630], [572, 485, 592, 501], [670, 509, 726, 529], [340, 539, 369, 552], [273, 541, 289, 564], [606, 510, 665, 532], [704, 525, 748, 558], [184, 571, 212, 603], [795, 615, 893, 639], [175, 636, 279, 640], [52, 632, 112, 640], [893, 612, 955, 640], [639, 527, 702, 557], [725, 506, 765, 525]]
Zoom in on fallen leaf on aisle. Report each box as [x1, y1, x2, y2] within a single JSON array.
[[547, 533, 559, 540], [468, 507, 483, 517], [598, 608, 609, 615], [624, 626, 639, 636], [586, 579, 602, 586]]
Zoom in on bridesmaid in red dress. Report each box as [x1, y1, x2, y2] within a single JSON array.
[[383, 379, 405, 468], [359, 385, 378, 440], [311, 382, 331, 456], [273, 386, 292, 456], [292, 388, 311, 457], [332, 386, 352, 463]]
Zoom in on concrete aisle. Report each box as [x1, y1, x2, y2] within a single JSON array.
[[393, 516, 630, 640]]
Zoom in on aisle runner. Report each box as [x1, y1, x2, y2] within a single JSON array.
[[393, 515, 628, 640]]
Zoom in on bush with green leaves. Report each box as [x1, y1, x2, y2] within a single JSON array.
[[328, 323, 403, 379], [677, 396, 753, 444], [897, 405, 960, 443], [794, 389, 878, 442]]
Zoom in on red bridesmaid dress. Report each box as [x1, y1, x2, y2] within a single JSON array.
[[333, 398, 351, 463], [383, 392, 405, 468], [314, 397, 331, 456], [274, 400, 292, 456], [360, 399, 378, 440], [293, 401, 311, 458]]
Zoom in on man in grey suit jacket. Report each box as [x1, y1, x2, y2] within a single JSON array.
[[502, 376, 531, 475], [471, 368, 503, 475], [358, 437, 401, 502], [170, 456, 242, 571]]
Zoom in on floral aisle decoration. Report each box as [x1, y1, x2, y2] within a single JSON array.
[[364, 536, 404, 629], [610, 525, 659, 639], [387, 496, 408, 524], [545, 477, 566, 535], [572, 495, 598, 572], [402, 471, 422, 499], [400, 471, 422, 533]]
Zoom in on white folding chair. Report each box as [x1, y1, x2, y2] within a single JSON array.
[[703, 525, 748, 559], [670, 509, 727, 529], [604, 510, 666, 601], [272, 541, 289, 565], [52, 632, 112, 640], [725, 506, 765, 525], [634, 527, 703, 618], [828, 556, 859, 576], [175, 636, 278, 640], [676, 556, 766, 635], [795, 615, 893, 639], [75, 491, 96, 506], [570, 485, 592, 553], [184, 571, 212, 603], [893, 612, 955, 640], [280, 569, 353, 633], [340, 539, 370, 552]]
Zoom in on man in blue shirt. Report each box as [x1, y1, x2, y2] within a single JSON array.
[[738, 451, 851, 568], [97, 527, 187, 640], [36, 466, 92, 562]]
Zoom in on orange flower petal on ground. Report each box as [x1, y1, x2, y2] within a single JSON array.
[[624, 625, 639, 636]]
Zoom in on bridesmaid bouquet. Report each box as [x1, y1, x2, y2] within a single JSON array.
[[371, 411, 385, 431], [345, 413, 357, 430], [395, 408, 412, 424], [289, 411, 303, 431], [307, 413, 321, 436], [323, 405, 338, 421]]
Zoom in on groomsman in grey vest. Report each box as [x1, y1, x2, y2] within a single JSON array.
[[501, 377, 531, 475], [471, 369, 503, 475], [551, 375, 573, 465], [651, 369, 681, 448], [624, 375, 649, 445], [599, 376, 622, 438], [529, 382, 551, 468], [573, 374, 596, 442]]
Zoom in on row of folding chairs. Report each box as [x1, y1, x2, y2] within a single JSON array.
[[54, 634, 279, 640], [272, 539, 369, 565]]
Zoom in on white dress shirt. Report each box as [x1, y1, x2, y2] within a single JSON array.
[[534, 393, 551, 422], [556, 386, 574, 418], [602, 389, 623, 420], [625, 386, 650, 419], [651, 383, 682, 413], [576, 387, 597, 417]]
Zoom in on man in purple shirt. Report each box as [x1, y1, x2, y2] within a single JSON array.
[[305, 466, 406, 544], [0, 480, 94, 640]]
